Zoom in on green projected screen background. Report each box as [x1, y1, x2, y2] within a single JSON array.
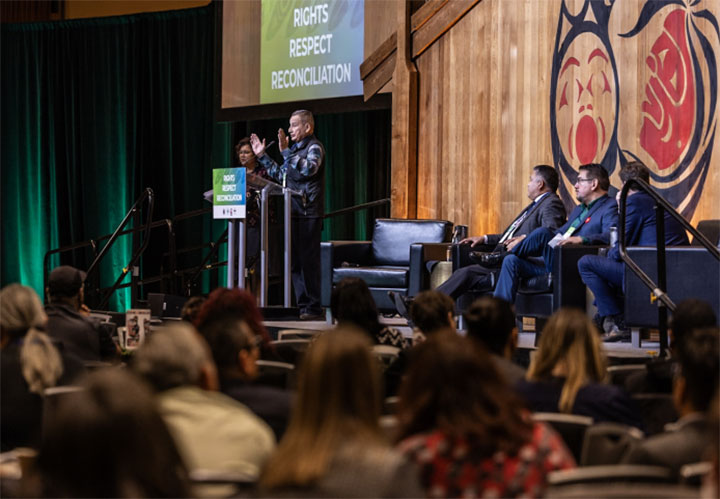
[[260, 0, 364, 104]]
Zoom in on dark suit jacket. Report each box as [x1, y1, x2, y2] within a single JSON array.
[[621, 414, 709, 476], [516, 376, 644, 429], [558, 194, 618, 245], [608, 191, 689, 261], [486, 192, 567, 247], [45, 303, 115, 362]]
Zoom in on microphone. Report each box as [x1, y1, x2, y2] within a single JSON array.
[[265, 140, 276, 149]]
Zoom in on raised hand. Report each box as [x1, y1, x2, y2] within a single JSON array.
[[249, 134, 267, 157], [278, 128, 289, 152]]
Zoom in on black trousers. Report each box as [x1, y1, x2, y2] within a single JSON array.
[[436, 264, 496, 300], [291, 217, 322, 314]]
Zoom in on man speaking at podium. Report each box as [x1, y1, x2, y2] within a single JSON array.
[[250, 110, 325, 321]]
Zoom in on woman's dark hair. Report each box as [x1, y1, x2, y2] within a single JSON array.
[[463, 296, 516, 355], [194, 287, 270, 346], [409, 290, 454, 335], [234, 137, 253, 157], [33, 369, 191, 498], [330, 278, 382, 338], [397, 334, 532, 456]]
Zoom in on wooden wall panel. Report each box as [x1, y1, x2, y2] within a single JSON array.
[[415, 0, 719, 235]]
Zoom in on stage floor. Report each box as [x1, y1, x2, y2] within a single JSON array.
[[263, 315, 661, 363]]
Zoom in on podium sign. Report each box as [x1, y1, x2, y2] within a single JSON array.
[[212, 167, 246, 219]]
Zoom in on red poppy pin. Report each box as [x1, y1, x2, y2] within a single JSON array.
[[584, 217, 591, 224]]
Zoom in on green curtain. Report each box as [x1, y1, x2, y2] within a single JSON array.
[[1, 4, 390, 312], [1, 5, 231, 310]]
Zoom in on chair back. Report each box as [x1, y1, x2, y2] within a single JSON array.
[[631, 393, 678, 436], [42, 386, 85, 438], [679, 461, 713, 487], [189, 469, 256, 498], [255, 360, 296, 390], [533, 412, 593, 462], [372, 344, 401, 369], [607, 364, 647, 387], [692, 220, 720, 246], [371, 219, 452, 265], [267, 339, 312, 365], [277, 329, 321, 340], [580, 422, 644, 466], [548, 465, 674, 487]]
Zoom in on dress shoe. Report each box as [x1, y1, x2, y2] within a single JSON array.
[[602, 314, 630, 342], [602, 329, 631, 342]]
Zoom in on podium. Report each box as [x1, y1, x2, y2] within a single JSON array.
[[225, 173, 300, 308]]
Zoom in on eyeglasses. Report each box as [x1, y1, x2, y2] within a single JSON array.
[[575, 177, 594, 184]]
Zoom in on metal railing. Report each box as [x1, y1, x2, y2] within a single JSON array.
[[617, 178, 719, 355]]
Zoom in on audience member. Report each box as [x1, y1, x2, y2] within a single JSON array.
[[622, 327, 719, 476], [396, 334, 574, 498], [200, 317, 293, 440], [435, 165, 566, 300], [131, 322, 275, 480], [625, 299, 717, 394], [494, 163, 617, 304], [578, 162, 688, 342], [0, 284, 83, 451], [408, 290, 456, 340], [259, 328, 422, 497], [463, 296, 525, 384], [31, 369, 191, 498], [44, 265, 117, 361], [180, 295, 205, 324], [194, 287, 271, 350], [331, 278, 409, 348], [516, 308, 643, 428]]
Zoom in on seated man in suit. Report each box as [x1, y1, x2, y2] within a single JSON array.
[[622, 327, 719, 477], [578, 162, 689, 342], [494, 163, 617, 304], [435, 165, 567, 300]]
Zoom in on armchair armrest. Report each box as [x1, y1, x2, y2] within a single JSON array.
[[321, 241, 372, 307], [408, 242, 451, 296]]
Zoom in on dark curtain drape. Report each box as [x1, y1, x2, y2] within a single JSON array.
[[1, 4, 390, 311], [2, 6, 230, 310]]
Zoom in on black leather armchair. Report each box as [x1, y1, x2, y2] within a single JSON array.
[[449, 243, 602, 331], [321, 218, 452, 312], [624, 219, 720, 339]]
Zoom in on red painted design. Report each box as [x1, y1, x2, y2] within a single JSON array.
[[584, 217, 591, 224], [640, 9, 695, 170], [577, 115, 598, 164]]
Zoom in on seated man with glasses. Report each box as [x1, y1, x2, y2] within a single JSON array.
[[494, 163, 617, 305]]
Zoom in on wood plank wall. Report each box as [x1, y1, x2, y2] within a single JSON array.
[[414, 0, 719, 234]]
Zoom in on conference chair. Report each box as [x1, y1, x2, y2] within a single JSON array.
[[631, 393, 678, 436], [579, 422, 644, 466], [265, 339, 311, 365], [321, 218, 453, 314], [255, 360, 296, 390], [532, 412, 593, 463], [606, 364, 647, 387], [679, 462, 713, 487], [547, 465, 674, 487]]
